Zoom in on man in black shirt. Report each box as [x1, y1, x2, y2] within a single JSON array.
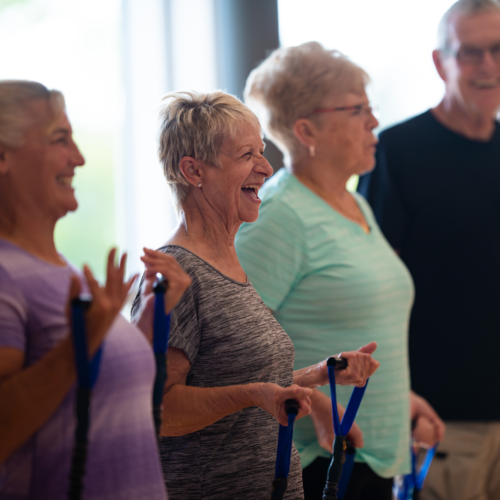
[[358, 1, 500, 498]]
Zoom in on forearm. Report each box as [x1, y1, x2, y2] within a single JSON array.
[[293, 361, 327, 388], [0, 338, 76, 463], [161, 382, 260, 437]]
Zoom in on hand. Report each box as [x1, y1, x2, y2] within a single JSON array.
[[133, 248, 192, 339], [319, 342, 380, 388], [252, 383, 313, 426], [412, 416, 437, 449], [79, 249, 137, 353], [310, 389, 364, 452], [410, 391, 445, 445]]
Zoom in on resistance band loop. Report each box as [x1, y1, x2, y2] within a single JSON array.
[[152, 277, 171, 439], [395, 445, 438, 500], [68, 297, 103, 500], [323, 357, 369, 500], [270, 400, 299, 500]]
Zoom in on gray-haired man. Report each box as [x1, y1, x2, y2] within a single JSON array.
[[358, 1, 500, 499]]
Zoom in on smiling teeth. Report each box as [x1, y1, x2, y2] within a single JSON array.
[[57, 176, 73, 187], [243, 184, 260, 192], [474, 80, 498, 88]]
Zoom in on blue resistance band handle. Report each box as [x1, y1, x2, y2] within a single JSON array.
[[152, 275, 171, 439], [323, 357, 369, 500], [68, 297, 103, 500], [270, 399, 299, 500]]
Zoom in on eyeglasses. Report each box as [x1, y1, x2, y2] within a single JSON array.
[[309, 103, 378, 118], [450, 44, 500, 65]]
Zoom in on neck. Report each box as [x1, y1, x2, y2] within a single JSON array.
[[432, 95, 497, 141], [0, 200, 63, 265], [290, 156, 350, 199], [169, 196, 242, 268]]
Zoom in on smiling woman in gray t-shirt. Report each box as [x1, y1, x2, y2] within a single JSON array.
[[130, 91, 379, 500]]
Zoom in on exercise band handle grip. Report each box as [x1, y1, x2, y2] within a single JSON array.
[[327, 356, 348, 370], [285, 399, 299, 416], [153, 275, 168, 295]]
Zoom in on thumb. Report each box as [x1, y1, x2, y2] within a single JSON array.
[[284, 384, 313, 400], [357, 341, 377, 355]]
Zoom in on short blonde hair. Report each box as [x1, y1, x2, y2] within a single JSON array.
[[244, 41, 369, 163], [0, 80, 65, 148], [438, 0, 500, 51], [158, 90, 260, 209]]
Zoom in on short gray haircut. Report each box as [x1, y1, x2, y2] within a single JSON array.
[[244, 41, 369, 163], [438, 0, 500, 51], [0, 80, 65, 148], [158, 90, 261, 209]]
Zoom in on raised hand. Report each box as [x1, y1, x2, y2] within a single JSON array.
[[132, 248, 192, 340], [81, 248, 137, 354]]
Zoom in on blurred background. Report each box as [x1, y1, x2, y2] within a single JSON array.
[[0, 0, 455, 280]]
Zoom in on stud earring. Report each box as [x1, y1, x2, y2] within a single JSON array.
[[197, 183, 202, 187], [309, 145, 315, 158]]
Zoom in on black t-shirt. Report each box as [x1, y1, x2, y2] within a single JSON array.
[[358, 110, 500, 421]]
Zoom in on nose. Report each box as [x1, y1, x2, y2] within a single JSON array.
[[481, 50, 498, 71], [260, 156, 274, 178], [71, 140, 85, 167], [367, 111, 379, 131]]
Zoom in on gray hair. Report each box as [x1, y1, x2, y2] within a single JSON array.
[[244, 41, 369, 164], [158, 90, 261, 210], [0, 80, 65, 148], [438, 0, 500, 51]]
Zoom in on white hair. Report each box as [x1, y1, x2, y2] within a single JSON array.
[[0, 80, 65, 148], [438, 0, 500, 51], [158, 90, 261, 211], [244, 41, 369, 164]]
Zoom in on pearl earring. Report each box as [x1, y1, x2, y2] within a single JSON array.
[[197, 183, 202, 187], [309, 145, 315, 158]]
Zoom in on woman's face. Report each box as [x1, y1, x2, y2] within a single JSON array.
[[312, 91, 379, 176], [202, 121, 273, 225], [5, 99, 85, 221]]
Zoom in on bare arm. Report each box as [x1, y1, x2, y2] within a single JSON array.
[[0, 250, 134, 463], [161, 347, 313, 437], [292, 341, 380, 389]]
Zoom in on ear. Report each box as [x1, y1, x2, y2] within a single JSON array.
[[178, 156, 206, 187], [432, 50, 447, 83], [292, 118, 319, 149]]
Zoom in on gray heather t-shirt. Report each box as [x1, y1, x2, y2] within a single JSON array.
[[132, 245, 303, 500]]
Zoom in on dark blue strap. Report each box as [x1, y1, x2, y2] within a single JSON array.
[[338, 447, 356, 499], [327, 363, 368, 437], [153, 292, 171, 354], [71, 298, 103, 389], [275, 412, 297, 479]]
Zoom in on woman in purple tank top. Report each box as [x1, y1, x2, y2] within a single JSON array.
[[0, 80, 191, 500]]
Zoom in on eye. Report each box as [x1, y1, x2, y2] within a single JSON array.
[[352, 105, 363, 115]]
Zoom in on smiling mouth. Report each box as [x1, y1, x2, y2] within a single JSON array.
[[241, 184, 261, 201], [473, 79, 499, 89], [56, 175, 74, 188]]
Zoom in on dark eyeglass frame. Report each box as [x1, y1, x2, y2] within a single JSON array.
[[447, 43, 500, 65]]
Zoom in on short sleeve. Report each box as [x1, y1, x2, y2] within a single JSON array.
[[235, 199, 306, 311], [357, 131, 410, 250], [0, 267, 28, 351], [168, 285, 201, 366]]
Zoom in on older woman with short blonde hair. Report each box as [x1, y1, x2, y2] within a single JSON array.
[[235, 42, 445, 500], [131, 90, 379, 500]]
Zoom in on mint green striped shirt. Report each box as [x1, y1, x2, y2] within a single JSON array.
[[235, 169, 413, 477]]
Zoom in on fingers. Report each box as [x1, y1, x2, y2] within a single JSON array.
[[68, 274, 81, 300], [357, 341, 378, 355], [347, 421, 364, 449]]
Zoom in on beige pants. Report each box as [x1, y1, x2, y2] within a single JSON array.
[[420, 422, 500, 500]]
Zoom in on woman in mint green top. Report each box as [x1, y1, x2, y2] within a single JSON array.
[[235, 42, 445, 500]]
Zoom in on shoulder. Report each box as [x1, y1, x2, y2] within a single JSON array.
[[378, 110, 436, 146]]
